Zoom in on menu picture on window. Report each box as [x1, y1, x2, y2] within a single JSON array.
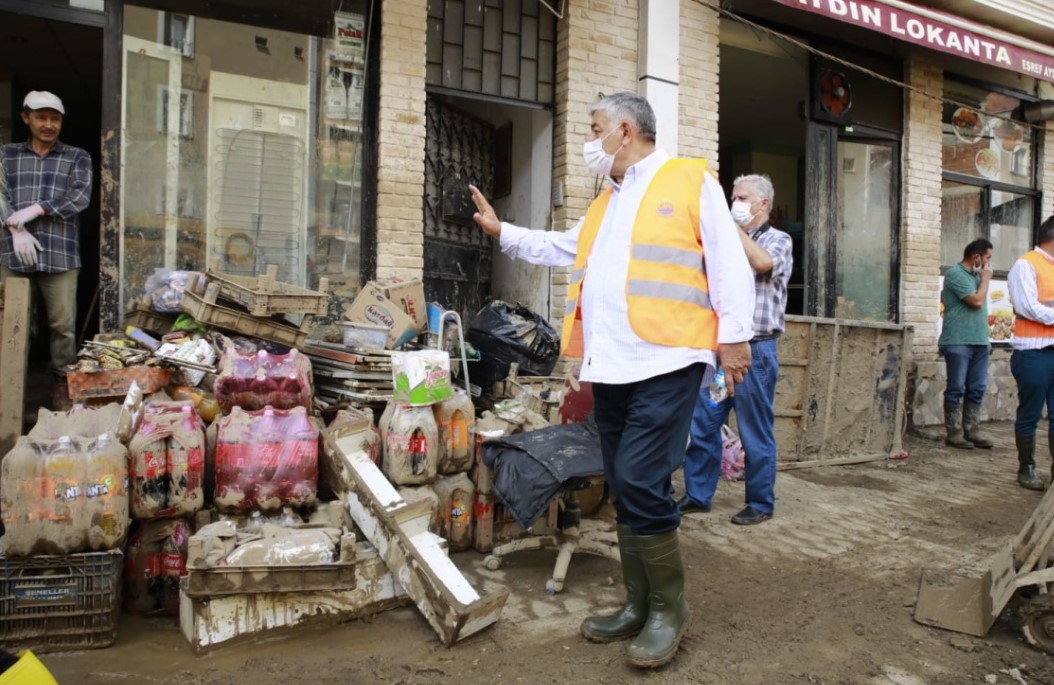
[[937, 277, 1014, 344], [987, 279, 1014, 342]]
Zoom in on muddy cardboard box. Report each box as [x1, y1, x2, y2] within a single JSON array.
[[180, 541, 409, 652], [344, 283, 419, 349], [374, 276, 427, 331]]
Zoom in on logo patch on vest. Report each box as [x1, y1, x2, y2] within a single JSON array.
[[657, 202, 675, 217]]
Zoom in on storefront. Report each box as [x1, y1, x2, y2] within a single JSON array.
[[0, 0, 379, 338]]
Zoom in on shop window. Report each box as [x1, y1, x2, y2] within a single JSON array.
[[121, 5, 369, 325], [940, 78, 1038, 274]]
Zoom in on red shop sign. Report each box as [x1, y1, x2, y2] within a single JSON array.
[[771, 0, 1054, 84]]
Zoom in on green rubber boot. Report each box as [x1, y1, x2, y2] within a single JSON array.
[[1017, 433, 1045, 491], [962, 403, 993, 449], [626, 530, 691, 669], [944, 404, 974, 450], [580, 525, 648, 643]]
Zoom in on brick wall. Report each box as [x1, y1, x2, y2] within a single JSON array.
[[678, 1, 720, 165], [901, 56, 944, 358], [550, 0, 639, 333], [374, 0, 428, 281]]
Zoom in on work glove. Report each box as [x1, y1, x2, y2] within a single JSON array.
[[9, 227, 43, 268], [5, 203, 45, 230]]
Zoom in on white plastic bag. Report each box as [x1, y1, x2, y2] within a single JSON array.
[[720, 424, 745, 481]]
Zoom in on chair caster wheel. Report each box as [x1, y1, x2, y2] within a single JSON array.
[[483, 555, 502, 571], [545, 578, 563, 594]]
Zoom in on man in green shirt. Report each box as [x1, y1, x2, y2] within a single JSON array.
[[939, 238, 994, 449]]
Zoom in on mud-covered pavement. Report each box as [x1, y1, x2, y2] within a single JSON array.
[[43, 424, 1054, 684]]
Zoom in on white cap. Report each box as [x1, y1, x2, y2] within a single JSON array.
[[22, 91, 65, 115]]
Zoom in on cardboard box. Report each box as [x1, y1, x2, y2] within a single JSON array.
[[343, 283, 418, 349], [374, 277, 427, 331]]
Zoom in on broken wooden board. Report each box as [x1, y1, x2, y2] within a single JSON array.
[[179, 542, 407, 652], [326, 428, 507, 645], [914, 540, 1017, 637], [0, 278, 31, 454]]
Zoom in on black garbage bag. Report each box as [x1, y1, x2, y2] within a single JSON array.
[[467, 300, 561, 391], [482, 417, 603, 530]]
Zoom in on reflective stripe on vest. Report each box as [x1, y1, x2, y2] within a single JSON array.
[[1014, 250, 1054, 339], [559, 158, 718, 356]]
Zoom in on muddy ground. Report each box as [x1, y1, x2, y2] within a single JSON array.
[[42, 423, 1054, 685]]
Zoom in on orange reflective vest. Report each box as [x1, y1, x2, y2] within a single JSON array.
[[560, 158, 718, 357], [1014, 250, 1054, 339]]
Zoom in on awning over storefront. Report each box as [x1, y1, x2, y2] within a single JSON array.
[[770, 0, 1054, 84]]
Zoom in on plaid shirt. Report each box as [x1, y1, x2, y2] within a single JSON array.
[[749, 222, 793, 337], [1, 141, 93, 273]]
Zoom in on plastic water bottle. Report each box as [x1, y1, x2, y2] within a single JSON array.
[[708, 368, 728, 407]]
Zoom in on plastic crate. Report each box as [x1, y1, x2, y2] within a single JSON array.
[[0, 550, 123, 653]]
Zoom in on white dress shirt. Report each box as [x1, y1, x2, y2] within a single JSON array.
[[498, 149, 756, 384], [1008, 246, 1054, 350]]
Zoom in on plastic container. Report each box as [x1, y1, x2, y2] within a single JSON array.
[[1, 435, 130, 556], [214, 406, 319, 513], [213, 347, 313, 415], [382, 403, 439, 485], [433, 473, 475, 552], [0, 551, 123, 654], [342, 321, 389, 349], [708, 368, 728, 407], [433, 389, 475, 474], [128, 402, 206, 520]]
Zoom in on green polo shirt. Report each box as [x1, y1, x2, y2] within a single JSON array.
[[939, 263, 989, 346]]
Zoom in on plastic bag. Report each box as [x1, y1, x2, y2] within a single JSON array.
[[720, 424, 745, 482], [466, 301, 560, 391], [144, 269, 196, 313]]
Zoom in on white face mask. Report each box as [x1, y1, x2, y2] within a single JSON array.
[[730, 200, 757, 227], [582, 126, 622, 177]]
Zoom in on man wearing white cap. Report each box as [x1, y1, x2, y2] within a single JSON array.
[[1, 91, 93, 402]]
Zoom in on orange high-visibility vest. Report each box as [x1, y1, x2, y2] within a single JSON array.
[[1014, 250, 1054, 339], [560, 158, 718, 357]]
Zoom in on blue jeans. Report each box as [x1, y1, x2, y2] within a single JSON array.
[[940, 344, 989, 407], [1011, 348, 1054, 436], [592, 363, 705, 536], [683, 338, 779, 515]]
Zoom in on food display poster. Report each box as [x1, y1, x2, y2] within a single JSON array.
[[937, 276, 1014, 344], [334, 12, 365, 62]]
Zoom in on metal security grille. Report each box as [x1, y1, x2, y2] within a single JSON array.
[[423, 97, 494, 320], [426, 0, 556, 105]]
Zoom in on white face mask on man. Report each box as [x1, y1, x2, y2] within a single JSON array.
[[730, 200, 757, 227], [582, 126, 623, 177]]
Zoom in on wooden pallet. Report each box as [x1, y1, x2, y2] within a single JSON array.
[[206, 265, 329, 317]]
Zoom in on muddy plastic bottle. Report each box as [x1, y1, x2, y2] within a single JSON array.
[[433, 473, 475, 552], [433, 389, 476, 475], [383, 404, 439, 486], [85, 433, 131, 551]]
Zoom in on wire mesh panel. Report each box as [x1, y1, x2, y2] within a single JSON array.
[[212, 129, 305, 286], [424, 98, 494, 321]]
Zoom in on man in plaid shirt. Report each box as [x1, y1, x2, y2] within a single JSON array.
[[680, 174, 793, 525], [2, 91, 92, 391]]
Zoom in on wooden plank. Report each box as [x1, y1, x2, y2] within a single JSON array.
[[777, 453, 891, 470], [0, 278, 31, 453], [326, 429, 508, 645], [818, 322, 842, 454], [914, 540, 1016, 637], [1012, 485, 1054, 565], [794, 322, 817, 458]]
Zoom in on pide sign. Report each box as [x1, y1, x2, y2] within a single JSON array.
[[773, 0, 1054, 83]]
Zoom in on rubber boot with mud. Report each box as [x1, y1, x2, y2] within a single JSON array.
[[962, 402, 992, 449], [626, 530, 691, 669], [1016, 433, 1045, 491], [944, 404, 974, 450], [581, 525, 648, 642]]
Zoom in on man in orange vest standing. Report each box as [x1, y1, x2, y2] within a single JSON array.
[[1007, 215, 1054, 491], [470, 91, 755, 668]]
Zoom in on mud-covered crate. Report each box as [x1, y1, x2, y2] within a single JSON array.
[[206, 265, 329, 317], [66, 366, 171, 401], [181, 287, 309, 349], [123, 303, 177, 335], [0, 550, 123, 653]]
